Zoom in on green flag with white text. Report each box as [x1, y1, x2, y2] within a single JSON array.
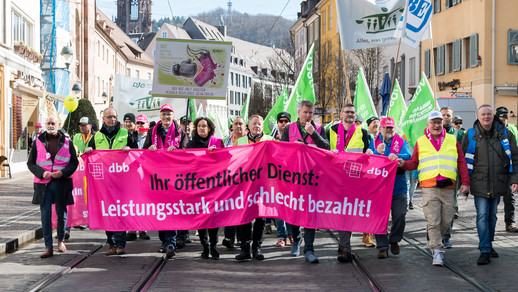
[[353, 67, 378, 128], [387, 79, 407, 136], [264, 88, 289, 135], [188, 99, 197, 122], [401, 73, 436, 148], [241, 90, 251, 124], [284, 44, 315, 120]]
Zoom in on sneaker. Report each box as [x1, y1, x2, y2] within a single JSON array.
[[157, 246, 166, 253], [489, 248, 499, 258], [305, 251, 319, 263], [176, 239, 185, 249], [116, 248, 126, 255], [389, 241, 400, 255], [235, 249, 252, 261], [126, 233, 137, 241], [362, 233, 375, 247], [506, 225, 518, 232], [139, 232, 150, 240], [106, 246, 117, 256], [286, 236, 293, 246], [408, 202, 414, 210], [477, 253, 490, 265], [222, 238, 234, 249], [442, 239, 453, 249], [165, 246, 175, 259], [337, 250, 353, 263], [276, 238, 286, 247], [377, 250, 388, 259], [265, 225, 272, 234], [432, 250, 444, 266], [291, 240, 302, 256]]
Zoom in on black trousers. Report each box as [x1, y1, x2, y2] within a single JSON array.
[[238, 218, 265, 251]]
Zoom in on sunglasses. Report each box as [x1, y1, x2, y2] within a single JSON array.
[[278, 119, 290, 124], [454, 122, 462, 125]]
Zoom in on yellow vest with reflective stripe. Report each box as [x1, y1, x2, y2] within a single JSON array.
[[236, 134, 274, 145], [329, 126, 364, 153], [417, 133, 458, 181], [94, 128, 128, 150]]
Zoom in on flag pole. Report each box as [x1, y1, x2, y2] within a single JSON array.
[[342, 49, 351, 104], [428, 24, 438, 108], [386, 38, 402, 115]]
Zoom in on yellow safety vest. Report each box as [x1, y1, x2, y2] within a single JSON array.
[[94, 128, 128, 150], [416, 133, 458, 181], [329, 126, 364, 153], [237, 134, 274, 145]]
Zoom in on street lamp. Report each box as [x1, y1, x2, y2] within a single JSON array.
[[41, 45, 74, 71], [72, 83, 82, 97]]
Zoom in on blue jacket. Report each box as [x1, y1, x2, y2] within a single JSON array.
[[369, 135, 411, 195]]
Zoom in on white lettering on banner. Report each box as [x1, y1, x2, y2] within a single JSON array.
[[343, 161, 362, 178], [109, 162, 129, 173], [367, 167, 389, 178], [98, 186, 374, 221], [83, 211, 88, 218], [89, 163, 104, 180]]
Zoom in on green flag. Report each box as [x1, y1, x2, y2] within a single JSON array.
[[387, 79, 407, 137], [241, 90, 251, 124], [188, 99, 197, 121], [284, 43, 315, 120], [353, 67, 378, 128], [264, 88, 289, 135], [401, 73, 437, 148], [208, 109, 224, 139], [324, 121, 334, 131]]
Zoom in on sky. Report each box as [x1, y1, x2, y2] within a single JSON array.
[[96, 0, 302, 22]]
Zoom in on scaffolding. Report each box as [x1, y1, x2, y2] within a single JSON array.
[[40, 0, 70, 97]]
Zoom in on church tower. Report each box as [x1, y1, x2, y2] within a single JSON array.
[[115, 0, 152, 34]]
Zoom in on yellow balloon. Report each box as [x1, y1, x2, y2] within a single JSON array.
[[64, 95, 78, 112]]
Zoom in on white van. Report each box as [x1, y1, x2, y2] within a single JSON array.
[[437, 96, 478, 129]]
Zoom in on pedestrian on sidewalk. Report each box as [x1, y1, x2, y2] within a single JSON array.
[[462, 105, 518, 265], [398, 111, 470, 267], [27, 116, 79, 258]]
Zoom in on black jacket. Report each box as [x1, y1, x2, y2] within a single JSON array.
[[280, 120, 330, 150], [143, 121, 188, 149], [461, 118, 518, 197], [27, 130, 79, 206]]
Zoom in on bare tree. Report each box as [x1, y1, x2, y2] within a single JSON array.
[[318, 41, 347, 123]]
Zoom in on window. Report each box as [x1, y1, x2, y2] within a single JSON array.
[[230, 91, 234, 104], [508, 31, 518, 65], [452, 39, 461, 71], [409, 57, 416, 85], [162, 31, 167, 38], [322, 9, 326, 33], [470, 33, 479, 67], [236, 92, 241, 105], [135, 70, 140, 79], [230, 72, 234, 86], [131, 37, 138, 44], [435, 45, 445, 76], [242, 75, 246, 88], [329, 4, 332, 30], [445, 0, 461, 9], [445, 42, 453, 73], [230, 110, 234, 115], [434, 0, 441, 13], [424, 49, 431, 78], [11, 11, 32, 46], [243, 94, 247, 105], [130, 0, 139, 21]]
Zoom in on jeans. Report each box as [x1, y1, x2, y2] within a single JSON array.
[[40, 181, 67, 249], [159, 230, 177, 249], [275, 218, 292, 238], [106, 231, 126, 248], [503, 187, 515, 226], [474, 196, 500, 253], [291, 225, 315, 253], [406, 171, 417, 205], [375, 194, 407, 250]]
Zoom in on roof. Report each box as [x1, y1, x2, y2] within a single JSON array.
[[95, 8, 154, 67], [162, 23, 191, 39], [137, 32, 157, 51]]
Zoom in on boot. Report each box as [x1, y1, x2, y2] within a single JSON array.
[[40, 248, 53, 258], [235, 243, 251, 261], [201, 244, 210, 259], [362, 233, 375, 247], [252, 248, 264, 261], [210, 246, 220, 259]]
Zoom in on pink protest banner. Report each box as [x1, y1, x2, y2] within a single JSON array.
[[52, 159, 88, 228], [83, 141, 397, 234]]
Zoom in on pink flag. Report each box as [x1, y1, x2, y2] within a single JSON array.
[[83, 141, 397, 234]]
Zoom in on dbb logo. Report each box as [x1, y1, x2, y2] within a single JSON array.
[[367, 167, 388, 178], [109, 163, 129, 173]]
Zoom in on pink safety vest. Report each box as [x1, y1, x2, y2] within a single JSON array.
[[34, 137, 71, 184], [288, 122, 322, 147]]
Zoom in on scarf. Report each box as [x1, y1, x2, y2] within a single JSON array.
[[374, 133, 405, 155], [336, 121, 356, 151], [190, 134, 211, 149], [152, 121, 179, 149], [247, 132, 264, 143], [425, 127, 446, 152]]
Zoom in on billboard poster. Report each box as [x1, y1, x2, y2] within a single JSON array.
[[152, 38, 232, 100]]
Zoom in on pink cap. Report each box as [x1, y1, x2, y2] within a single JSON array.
[[35, 123, 42, 128], [160, 104, 174, 112], [380, 117, 396, 127], [136, 114, 149, 123]]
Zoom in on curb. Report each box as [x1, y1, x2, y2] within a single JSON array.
[[0, 228, 43, 254]]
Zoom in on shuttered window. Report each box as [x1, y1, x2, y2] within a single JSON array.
[[424, 50, 430, 78], [470, 33, 479, 67], [453, 39, 461, 71], [436, 45, 445, 75]]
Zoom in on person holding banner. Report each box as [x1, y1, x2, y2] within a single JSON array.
[[461, 105, 518, 265], [327, 104, 372, 263], [186, 117, 224, 259], [222, 117, 247, 249], [235, 115, 274, 261], [281, 100, 329, 264], [366, 117, 411, 259], [143, 104, 188, 259], [398, 111, 470, 267], [27, 116, 79, 258], [84, 107, 138, 256]]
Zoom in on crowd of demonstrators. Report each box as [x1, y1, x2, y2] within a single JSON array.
[[186, 117, 224, 259], [30, 100, 518, 270], [281, 100, 329, 263], [27, 116, 79, 258]]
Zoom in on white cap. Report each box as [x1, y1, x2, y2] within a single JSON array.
[[428, 111, 443, 121]]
